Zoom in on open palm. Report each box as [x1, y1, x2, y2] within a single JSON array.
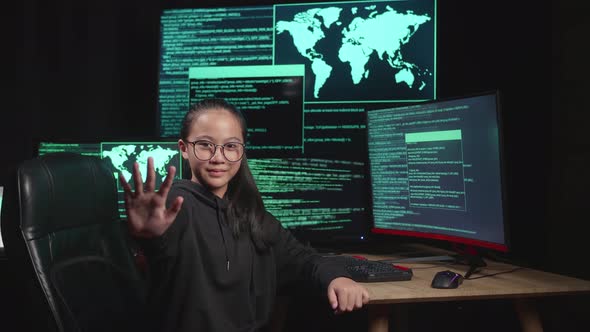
[[118, 157, 183, 238]]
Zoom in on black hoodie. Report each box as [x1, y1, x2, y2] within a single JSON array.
[[138, 180, 351, 332]]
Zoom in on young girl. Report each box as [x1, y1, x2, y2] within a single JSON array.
[[119, 99, 369, 331]]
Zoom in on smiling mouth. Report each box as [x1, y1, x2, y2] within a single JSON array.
[[207, 169, 226, 176]]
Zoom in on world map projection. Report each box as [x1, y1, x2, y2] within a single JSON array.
[[101, 143, 181, 189], [275, 1, 434, 101]]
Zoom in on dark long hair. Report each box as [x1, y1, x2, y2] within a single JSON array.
[[181, 99, 269, 249]]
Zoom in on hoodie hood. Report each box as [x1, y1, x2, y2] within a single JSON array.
[[171, 179, 228, 211]]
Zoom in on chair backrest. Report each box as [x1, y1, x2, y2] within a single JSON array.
[[17, 152, 145, 332]]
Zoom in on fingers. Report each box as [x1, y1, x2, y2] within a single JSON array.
[[165, 196, 184, 220], [144, 157, 156, 192], [355, 291, 363, 309], [334, 292, 361, 313], [158, 165, 176, 197], [333, 292, 349, 314], [327, 288, 338, 310], [362, 289, 370, 304], [345, 292, 355, 312], [118, 172, 132, 195], [132, 162, 143, 193]]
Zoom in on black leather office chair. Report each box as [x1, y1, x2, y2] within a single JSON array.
[[15, 152, 145, 332]]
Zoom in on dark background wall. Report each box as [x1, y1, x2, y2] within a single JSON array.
[[1, 0, 588, 331]]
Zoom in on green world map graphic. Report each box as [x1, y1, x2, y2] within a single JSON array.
[[101, 144, 180, 187], [275, 2, 433, 101]]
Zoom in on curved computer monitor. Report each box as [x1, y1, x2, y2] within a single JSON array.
[[366, 90, 508, 257]]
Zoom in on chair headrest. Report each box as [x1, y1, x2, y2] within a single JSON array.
[[18, 153, 120, 241]]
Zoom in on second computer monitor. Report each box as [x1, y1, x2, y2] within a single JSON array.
[[366, 91, 508, 252]]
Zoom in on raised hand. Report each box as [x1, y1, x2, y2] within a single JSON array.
[[118, 157, 184, 238]]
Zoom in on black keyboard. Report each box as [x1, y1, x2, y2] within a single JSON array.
[[338, 255, 413, 282]]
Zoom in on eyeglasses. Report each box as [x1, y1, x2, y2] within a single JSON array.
[[185, 140, 245, 162]]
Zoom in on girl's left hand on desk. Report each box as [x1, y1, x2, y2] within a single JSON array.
[[327, 277, 370, 314]]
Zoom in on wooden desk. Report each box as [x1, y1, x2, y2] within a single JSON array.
[[352, 253, 590, 332]]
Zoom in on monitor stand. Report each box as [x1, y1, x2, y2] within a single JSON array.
[[384, 243, 487, 279], [450, 249, 487, 279]]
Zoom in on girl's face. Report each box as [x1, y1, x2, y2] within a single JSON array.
[[179, 108, 244, 198]]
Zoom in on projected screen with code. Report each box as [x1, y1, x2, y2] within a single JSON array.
[[158, 0, 436, 245]]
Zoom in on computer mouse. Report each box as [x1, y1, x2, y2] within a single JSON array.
[[431, 270, 464, 289]]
